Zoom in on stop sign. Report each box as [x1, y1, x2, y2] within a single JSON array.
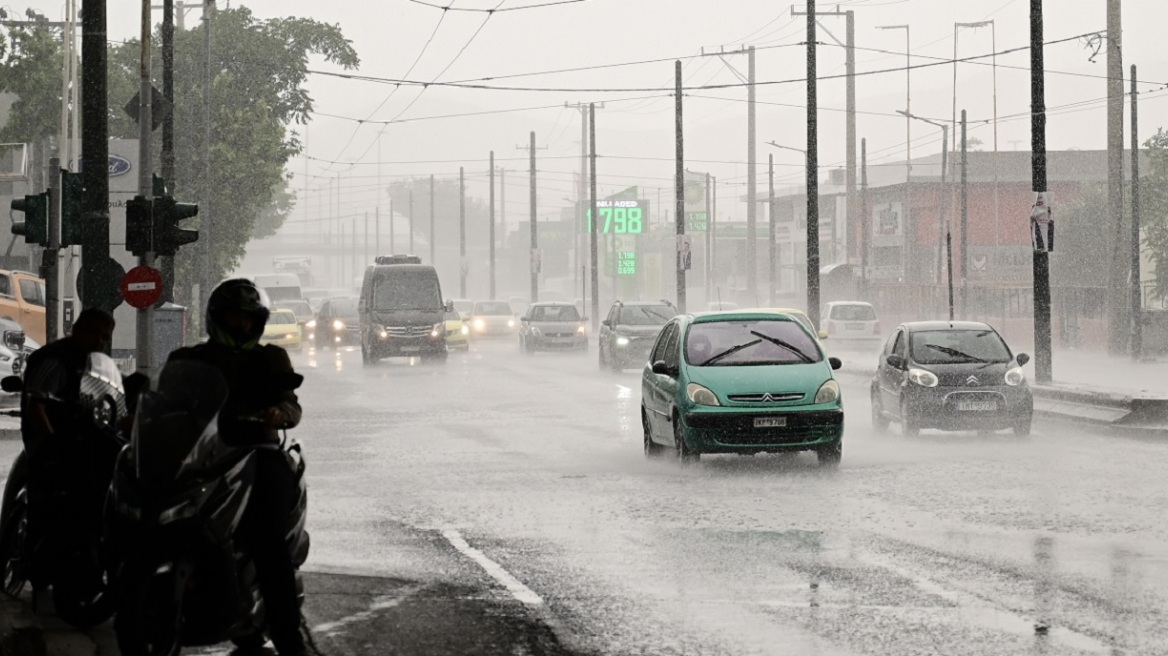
[[120, 266, 164, 309]]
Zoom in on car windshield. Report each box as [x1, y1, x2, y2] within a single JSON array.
[[475, 302, 512, 316], [270, 311, 297, 325], [453, 300, 474, 313], [686, 319, 822, 366], [910, 329, 1012, 364], [618, 305, 676, 326], [530, 305, 580, 322], [329, 299, 359, 319], [829, 304, 876, 321], [445, 309, 461, 321], [788, 313, 815, 336], [373, 272, 440, 311]]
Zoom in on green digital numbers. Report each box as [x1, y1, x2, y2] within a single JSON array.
[[586, 204, 645, 234]]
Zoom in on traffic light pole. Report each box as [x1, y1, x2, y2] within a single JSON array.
[[81, 0, 112, 318], [136, 0, 155, 376], [45, 159, 62, 342]]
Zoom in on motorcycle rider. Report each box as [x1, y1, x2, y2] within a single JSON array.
[[167, 279, 306, 656]]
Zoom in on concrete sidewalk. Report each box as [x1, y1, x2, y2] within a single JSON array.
[[1035, 350, 1167, 395]]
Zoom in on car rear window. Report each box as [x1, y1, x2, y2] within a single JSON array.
[[618, 305, 676, 326], [686, 319, 822, 366], [475, 302, 513, 315], [330, 298, 359, 318], [829, 304, 876, 321], [271, 311, 297, 325], [531, 305, 580, 321], [910, 329, 1012, 364]]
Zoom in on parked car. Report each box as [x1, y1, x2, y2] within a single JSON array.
[[598, 300, 677, 372], [641, 311, 844, 466], [260, 309, 302, 351], [870, 321, 1033, 437], [518, 302, 587, 353], [0, 269, 46, 346], [469, 301, 516, 338], [314, 297, 360, 349], [445, 308, 470, 351], [822, 301, 881, 348], [0, 318, 30, 379]]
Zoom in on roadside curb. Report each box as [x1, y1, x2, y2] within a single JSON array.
[[0, 595, 45, 656]]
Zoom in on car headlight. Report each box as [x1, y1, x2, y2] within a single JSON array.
[[286, 333, 297, 340], [430, 322, 444, 338], [306, 319, 316, 329], [686, 382, 720, 406], [460, 325, 469, 335], [814, 379, 841, 404], [332, 319, 344, 330], [577, 325, 587, 334], [616, 336, 630, 346], [380, 330, 389, 339], [1004, 367, 1025, 386], [908, 368, 939, 388], [507, 319, 515, 328], [474, 318, 485, 330]]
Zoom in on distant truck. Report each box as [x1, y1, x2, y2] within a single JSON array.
[[250, 273, 303, 305], [272, 256, 313, 287]]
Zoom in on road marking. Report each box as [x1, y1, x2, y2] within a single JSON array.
[[615, 384, 632, 399], [312, 584, 423, 637], [442, 529, 543, 606]]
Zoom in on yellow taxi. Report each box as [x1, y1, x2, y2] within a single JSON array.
[[444, 308, 470, 351], [261, 309, 303, 351], [741, 308, 828, 342]]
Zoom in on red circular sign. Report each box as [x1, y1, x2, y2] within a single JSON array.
[[120, 266, 164, 309]]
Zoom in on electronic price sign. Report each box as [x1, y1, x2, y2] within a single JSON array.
[[585, 199, 649, 235], [617, 251, 637, 275]]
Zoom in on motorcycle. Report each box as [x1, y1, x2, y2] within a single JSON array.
[[0, 351, 128, 628], [108, 358, 309, 656]]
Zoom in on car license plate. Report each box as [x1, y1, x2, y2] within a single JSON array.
[[754, 416, 787, 428], [846, 322, 864, 330], [957, 401, 996, 411], [401, 346, 421, 353]]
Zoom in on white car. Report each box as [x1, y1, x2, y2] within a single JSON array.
[[0, 318, 33, 380], [469, 300, 517, 337], [822, 301, 881, 348]]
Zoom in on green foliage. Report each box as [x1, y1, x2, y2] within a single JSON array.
[[1142, 129, 1168, 300], [0, 25, 66, 143]]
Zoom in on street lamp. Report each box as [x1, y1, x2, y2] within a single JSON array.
[[953, 20, 999, 245], [897, 110, 954, 321], [765, 142, 807, 301], [877, 24, 912, 284]]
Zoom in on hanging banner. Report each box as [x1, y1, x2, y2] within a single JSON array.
[[1031, 191, 1054, 252]]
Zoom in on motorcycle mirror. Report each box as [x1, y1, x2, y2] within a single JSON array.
[[0, 375, 22, 393]]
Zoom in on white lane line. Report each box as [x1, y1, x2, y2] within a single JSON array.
[[442, 529, 544, 606], [312, 585, 423, 637]]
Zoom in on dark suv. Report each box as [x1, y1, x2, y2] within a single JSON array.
[[598, 300, 677, 372]]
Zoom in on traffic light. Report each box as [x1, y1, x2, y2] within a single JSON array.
[[10, 192, 49, 246], [126, 195, 153, 256], [61, 172, 83, 247], [153, 196, 198, 256]]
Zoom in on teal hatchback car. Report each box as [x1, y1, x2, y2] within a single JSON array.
[[641, 312, 844, 467]]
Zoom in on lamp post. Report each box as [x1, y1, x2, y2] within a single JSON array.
[[897, 110, 954, 321], [954, 20, 999, 244], [766, 141, 806, 303], [877, 24, 912, 283]]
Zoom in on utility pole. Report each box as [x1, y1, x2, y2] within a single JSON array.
[[711, 175, 717, 288], [81, 0, 112, 315], [861, 138, 869, 294], [490, 151, 496, 300], [801, 3, 821, 327], [409, 190, 414, 254], [1032, 0, 1053, 383], [521, 132, 542, 302], [1130, 64, 1142, 361], [768, 153, 776, 305], [136, 0, 155, 374], [44, 159, 61, 342], [1106, 0, 1127, 354], [796, 6, 855, 275], [589, 103, 600, 331], [160, 0, 176, 303], [899, 111, 950, 318], [459, 166, 466, 298], [704, 173, 712, 290], [675, 60, 687, 313], [429, 174, 435, 265], [566, 102, 602, 297], [877, 24, 911, 284], [364, 211, 369, 265], [384, 201, 390, 254], [961, 110, 969, 318], [201, 0, 213, 306]]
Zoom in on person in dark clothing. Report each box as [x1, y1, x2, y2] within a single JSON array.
[[167, 279, 306, 656]]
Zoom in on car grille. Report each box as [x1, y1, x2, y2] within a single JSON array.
[[685, 410, 842, 446], [543, 332, 577, 338], [387, 326, 432, 337], [727, 392, 806, 403]]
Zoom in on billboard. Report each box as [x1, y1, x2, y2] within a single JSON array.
[[871, 201, 903, 243]]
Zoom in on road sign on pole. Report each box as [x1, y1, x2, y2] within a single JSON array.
[[121, 265, 164, 309]]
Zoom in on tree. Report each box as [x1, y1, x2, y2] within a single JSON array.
[[1142, 129, 1168, 301], [0, 25, 67, 143]]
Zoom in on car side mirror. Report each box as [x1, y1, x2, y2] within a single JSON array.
[[1, 375, 22, 393], [601, 319, 610, 327], [357, 300, 367, 314], [520, 317, 529, 323], [818, 330, 829, 340], [1016, 353, 1030, 366], [885, 354, 906, 370], [445, 300, 454, 312], [828, 357, 842, 371], [651, 360, 673, 376]]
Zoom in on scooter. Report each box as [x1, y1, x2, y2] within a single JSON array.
[[0, 352, 129, 628], [108, 358, 309, 656]]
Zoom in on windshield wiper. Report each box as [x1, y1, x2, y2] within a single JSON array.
[[641, 307, 672, 321], [925, 344, 986, 362], [702, 339, 761, 366], [750, 331, 814, 363]]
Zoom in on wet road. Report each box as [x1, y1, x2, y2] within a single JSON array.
[[7, 338, 1168, 655]]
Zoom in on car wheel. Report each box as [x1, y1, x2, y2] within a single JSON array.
[[673, 416, 700, 465], [643, 407, 664, 459], [900, 401, 919, 437], [1013, 420, 1032, 437], [871, 391, 889, 434], [817, 442, 842, 469]]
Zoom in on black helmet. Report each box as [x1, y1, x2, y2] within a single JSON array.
[[206, 278, 271, 349]]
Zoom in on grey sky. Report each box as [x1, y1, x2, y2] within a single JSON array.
[[18, 0, 1168, 230]]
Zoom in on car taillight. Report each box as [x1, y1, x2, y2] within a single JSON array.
[[873, 321, 881, 335]]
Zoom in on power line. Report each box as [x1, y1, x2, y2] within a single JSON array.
[[406, 0, 585, 11]]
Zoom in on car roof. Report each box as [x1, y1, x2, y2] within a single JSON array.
[[742, 307, 809, 316], [689, 311, 800, 324], [826, 300, 873, 306], [615, 300, 673, 307], [529, 301, 575, 307], [901, 320, 995, 332]]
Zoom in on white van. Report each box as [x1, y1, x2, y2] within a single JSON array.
[[251, 273, 303, 305]]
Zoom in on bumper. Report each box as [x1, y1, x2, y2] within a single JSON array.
[[446, 332, 470, 350], [372, 333, 447, 356], [261, 336, 302, 350], [681, 408, 844, 454], [609, 340, 654, 365], [904, 385, 1033, 430], [530, 335, 587, 351], [471, 321, 516, 337]]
